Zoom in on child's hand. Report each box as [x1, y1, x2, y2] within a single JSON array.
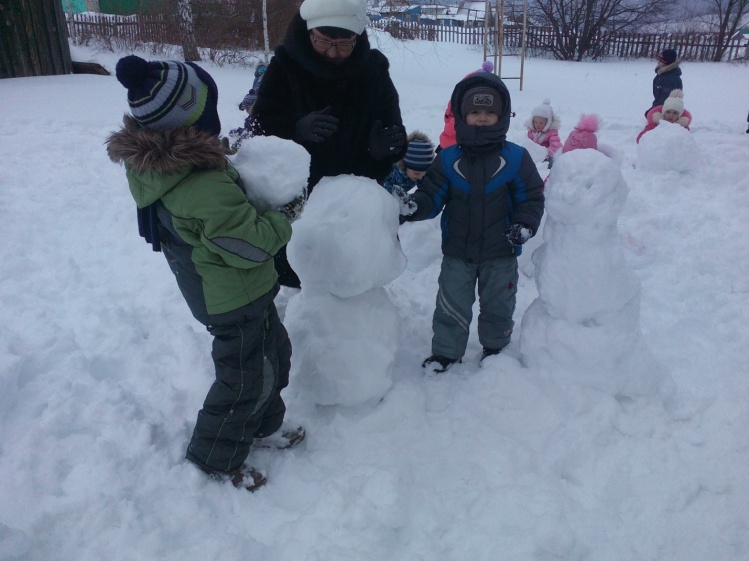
[[390, 185, 417, 217], [276, 194, 306, 224], [506, 223, 532, 245]]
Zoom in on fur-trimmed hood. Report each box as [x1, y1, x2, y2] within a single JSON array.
[[523, 114, 561, 132], [656, 60, 681, 76], [106, 115, 227, 176]]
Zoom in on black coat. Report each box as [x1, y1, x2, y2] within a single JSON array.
[[651, 62, 683, 110], [253, 14, 405, 190]]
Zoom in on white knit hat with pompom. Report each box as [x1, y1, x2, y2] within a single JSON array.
[[531, 99, 555, 131], [662, 89, 685, 116]]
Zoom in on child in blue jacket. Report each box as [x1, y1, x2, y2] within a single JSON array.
[[403, 71, 545, 371]]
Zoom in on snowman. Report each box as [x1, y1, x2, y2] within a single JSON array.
[[520, 148, 669, 399], [284, 175, 407, 408]]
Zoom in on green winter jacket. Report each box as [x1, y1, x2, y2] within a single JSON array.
[[107, 116, 291, 321]]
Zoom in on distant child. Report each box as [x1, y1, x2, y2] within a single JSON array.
[[525, 99, 562, 167], [648, 48, 682, 115], [239, 63, 267, 114], [637, 89, 692, 143], [383, 131, 435, 216], [106, 55, 304, 492], [402, 71, 545, 372], [438, 60, 495, 150], [223, 63, 268, 154]]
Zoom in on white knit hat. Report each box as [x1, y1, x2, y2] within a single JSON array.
[[531, 99, 555, 131], [662, 89, 685, 116], [300, 0, 368, 35]]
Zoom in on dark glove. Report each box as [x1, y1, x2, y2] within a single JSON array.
[[542, 156, 554, 169], [369, 120, 406, 160], [294, 107, 339, 144], [506, 223, 533, 246], [276, 192, 307, 224]]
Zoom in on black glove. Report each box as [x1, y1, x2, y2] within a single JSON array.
[[369, 120, 406, 160], [276, 194, 306, 224], [506, 223, 533, 246], [542, 156, 554, 169], [294, 107, 339, 144]]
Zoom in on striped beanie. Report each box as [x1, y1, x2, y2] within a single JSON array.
[[115, 55, 221, 135], [403, 137, 435, 171]]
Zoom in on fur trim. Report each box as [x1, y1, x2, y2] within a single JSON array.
[[657, 60, 680, 75], [106, 115, 227, 175], [524, 114, 561, 132], [407, 130, 433, 144]]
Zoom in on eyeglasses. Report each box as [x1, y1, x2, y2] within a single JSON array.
[[310, 31, 357, 54]]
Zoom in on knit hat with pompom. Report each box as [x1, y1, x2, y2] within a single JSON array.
[[115, 55, 221, 135], [562, 114, 600, 153], [662, 89, 685, 116], [531, 99, 555, 131]]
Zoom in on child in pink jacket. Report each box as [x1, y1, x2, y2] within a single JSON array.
[[637, 89, 692, 143], [525, 99, 562, 167]]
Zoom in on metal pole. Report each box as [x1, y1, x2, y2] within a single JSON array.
[[520, 0, 528, 90], [497, 0, 503, 74]]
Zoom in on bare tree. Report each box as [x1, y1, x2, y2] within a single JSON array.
[[530, 0, 669, 60], [177, 0, 200, 61], [703, 0, 749, 61]]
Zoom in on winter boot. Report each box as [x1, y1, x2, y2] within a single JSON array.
[[480, 347, 501, 363], [422, 354, 459, 373], [253, 423, 306, 450], [202, 465, 267, 492]]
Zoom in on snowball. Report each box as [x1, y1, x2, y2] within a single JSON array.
[[230, 135, 310, 211]]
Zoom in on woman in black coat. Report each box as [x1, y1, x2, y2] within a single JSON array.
[[252, 0, 406, 287]]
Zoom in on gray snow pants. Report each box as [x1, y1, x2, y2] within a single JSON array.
[[185, 294, 290, 474], [432, 255, 518, 360]]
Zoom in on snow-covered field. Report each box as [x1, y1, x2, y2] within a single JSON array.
[[1, 33, 748, 561]]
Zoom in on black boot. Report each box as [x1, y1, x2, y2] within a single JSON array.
[[422, 354, 459, 373]]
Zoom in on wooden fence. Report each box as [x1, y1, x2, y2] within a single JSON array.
[[372, 19, 748, 62], [65, 13, 747, 62]]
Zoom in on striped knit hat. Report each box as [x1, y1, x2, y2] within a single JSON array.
[[115, 55, 221, 135], [403, 136, 435, 171]]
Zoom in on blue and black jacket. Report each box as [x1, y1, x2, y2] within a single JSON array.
[[407, 72, 544, 261]]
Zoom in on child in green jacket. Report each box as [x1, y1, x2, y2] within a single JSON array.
[[107, 55, 304, 491]]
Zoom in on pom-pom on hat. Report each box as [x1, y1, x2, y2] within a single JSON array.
[[460, 86, 502, 119], [403, 137, 435, 171], [115, 55, 221, 135], [662, 89, 685, 115], [300, 0, 368, 35], [658, 48, 678, 65], [562, 114, 600, 153], [531, 99, 555, 131]]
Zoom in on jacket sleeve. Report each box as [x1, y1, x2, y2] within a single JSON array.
[[637, 106, 660, 143], [179, 170, 292, 270], [510, 149, 545, 235], [406, 153, 449, 222], [371, 51, 407, 163], [547, 129, 563, 157]]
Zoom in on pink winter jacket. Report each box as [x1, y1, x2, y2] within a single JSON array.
[[526, 128, 562, 158], [636, 105, 692, 143]]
